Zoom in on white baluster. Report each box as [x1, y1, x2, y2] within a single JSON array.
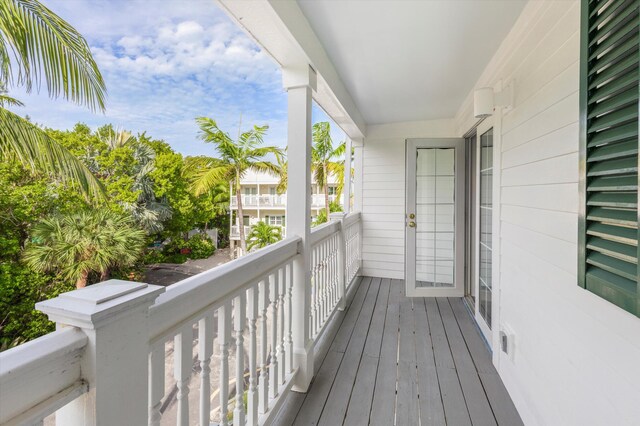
[[259, 279, 269, 415], [285, 261, 294, 374], [149, 342, 165, 426], [233, 294, 246, 426], [269, 271, 279, 399], [198, 313, 214, 426], [311, 246, 318, 337], [219, 302, 232, 426], [174, 325, 192, 426], [277, 267, 286, 385], [247, 285, 259, 426]]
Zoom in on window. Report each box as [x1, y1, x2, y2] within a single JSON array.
[[244, 187, 257, 195], [579, 0, 639, 316], [266, 215, 285, 226], [328, 186, 337, 196]]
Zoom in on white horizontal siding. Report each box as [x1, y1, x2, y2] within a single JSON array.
[[453, 1, 640, 425], [361, 121, 455, 278]]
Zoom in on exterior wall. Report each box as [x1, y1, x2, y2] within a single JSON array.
[[453, 1, 640, 425], [229, 170, 342, 240], [361, 119, 456, 278]]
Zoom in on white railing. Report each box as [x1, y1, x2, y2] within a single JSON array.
[[147, 238, 298, 425], [309, 221, 341, 339], [230, 194, 259, 207], [0, 329, 88, 425], [230, 225, 252, 239], [0, 213, 362, 426], [344, 212, 362, 288], [230, 194, 343, 209], [231, 225, 286, 239], [308, 211, 362, 339]]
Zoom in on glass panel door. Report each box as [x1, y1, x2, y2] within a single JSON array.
[[406, 138, 465, 297], [478, 128, 494, 329], [416, 148, 455, 287]]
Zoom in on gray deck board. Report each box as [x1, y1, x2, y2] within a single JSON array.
[[437, 298, 496, 426], [448, 298, 524, 426], [343, 278, 390, 425], [396, 285, 418, 425], [293, 278, 371, 425], [413, 298, 446, 426], [279, 277, 522, 426], [369, 279, 402, 426], [317, 279, 380, 425]]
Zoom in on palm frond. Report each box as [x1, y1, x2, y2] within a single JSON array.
[[0, 107, 105, 199], [0, 92, 23, 106], [0, 0, 106, 111], [189, 163, 234, 196], [250, 160, 281, 177]]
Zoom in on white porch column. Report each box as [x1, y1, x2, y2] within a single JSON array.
[[283, 64, 316, 392], [343, 138, 352, 214], [352, 138, 364, 212], [36, 280, 164, 426]]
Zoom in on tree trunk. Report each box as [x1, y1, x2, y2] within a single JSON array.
[[236, 177, 247, 255], [100, 268, 110, 282], [76, 270, 89, 289]]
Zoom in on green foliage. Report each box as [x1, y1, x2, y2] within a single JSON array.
[[185, 234, 215, 259], [312, 201, 343, 227], [0, 0, 106, 199], [23, 209, 148, 288], [0, 159, 81, 349], [247, 221, 282, 251]]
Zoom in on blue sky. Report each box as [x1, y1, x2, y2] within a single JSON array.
[[8, 0, 345, 156]]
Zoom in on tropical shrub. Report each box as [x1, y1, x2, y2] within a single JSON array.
[[23, 210, 147, 288], [247, 222, 282, 251], [185, 234, 215, 259]]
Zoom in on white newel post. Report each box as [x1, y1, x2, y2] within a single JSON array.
[[330, 212, 347, 310], [343, 138, 352, 214], [36, 280, 164, 426], [283, 64, 316, 392]]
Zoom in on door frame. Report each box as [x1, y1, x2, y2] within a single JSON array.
[[405, 138, 466, 298]]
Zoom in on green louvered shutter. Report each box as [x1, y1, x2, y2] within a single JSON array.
[[579, 0, 639, 316]]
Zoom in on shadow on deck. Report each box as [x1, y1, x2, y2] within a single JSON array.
[[274, 276, 523, 426]]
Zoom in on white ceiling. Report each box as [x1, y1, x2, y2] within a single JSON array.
[[297, 0, 527, 125]]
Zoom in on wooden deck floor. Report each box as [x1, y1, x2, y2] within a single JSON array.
[[274, 276, 523, 426]]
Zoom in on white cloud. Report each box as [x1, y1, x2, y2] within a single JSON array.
[[9, 0, 344, 157]]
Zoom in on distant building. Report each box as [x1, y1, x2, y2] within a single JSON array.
[[229, 170, 342, 250]]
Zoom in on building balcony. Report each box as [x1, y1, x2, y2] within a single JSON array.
[[230, 225, 286, 240], [230, 194, 342, 209]]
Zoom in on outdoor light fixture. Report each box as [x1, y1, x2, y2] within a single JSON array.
[[473, 81, 515, 118]]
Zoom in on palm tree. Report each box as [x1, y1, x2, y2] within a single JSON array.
[[0, 0, 106, 199], [312, 122, 344, 221], [247, 221, 282, 251], [23, 210, 146, 288], [191, 117, 282, 254]]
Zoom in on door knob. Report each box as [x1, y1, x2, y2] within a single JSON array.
[[409, 213, 415, 219], [408, 221, 416, 228]]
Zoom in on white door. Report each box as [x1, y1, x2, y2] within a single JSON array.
[[406, 138, 465, 297]]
